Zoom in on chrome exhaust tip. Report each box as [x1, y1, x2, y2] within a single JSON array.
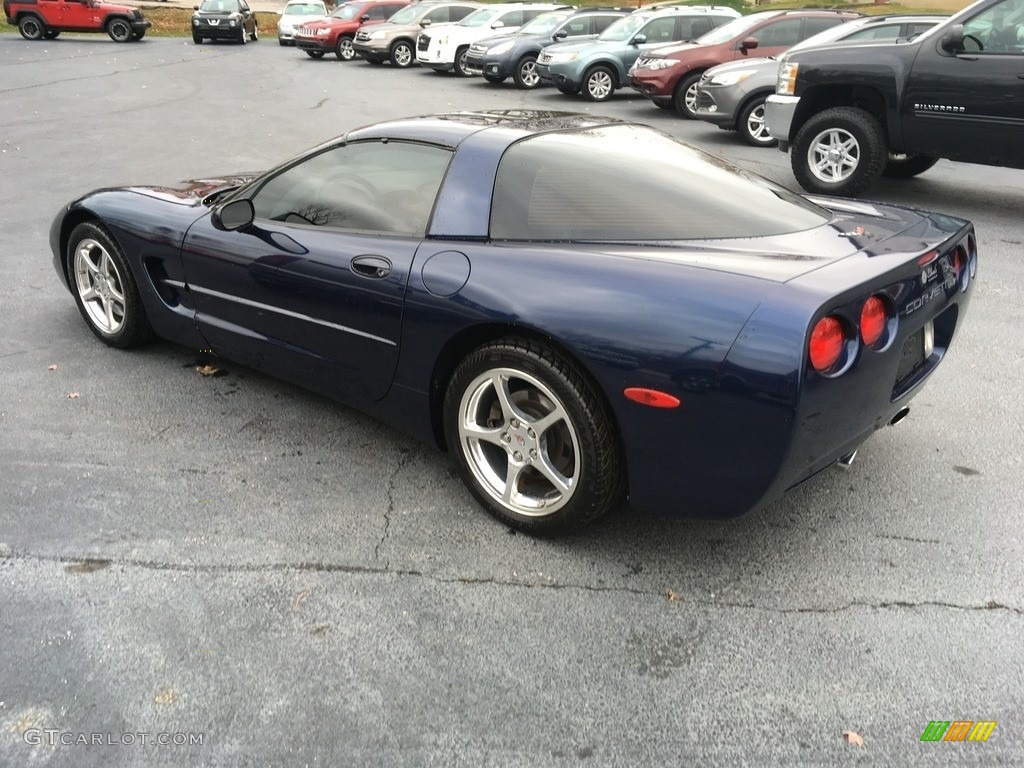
[[889, 406, 911, 427], [837, 450, 857, 469]]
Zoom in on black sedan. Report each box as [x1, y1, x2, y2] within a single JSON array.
[[50, 111, 976, 534]]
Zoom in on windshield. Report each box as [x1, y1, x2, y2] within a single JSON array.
[[519, 11, 572, 36], [331, 1, 368, 20], [597, 14, 648, 42], [199, 0, 239, 10], [385, 4, 419, 24], [694, 12, 772, 45], [283, 2, 324, 15], [459, 8, 500, 27]]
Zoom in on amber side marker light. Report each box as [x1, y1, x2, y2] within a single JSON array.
[[809, 316, 845, 373], [623, 387, 681, 409]]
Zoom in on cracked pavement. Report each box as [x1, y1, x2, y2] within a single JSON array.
[[1, 37, 1023, 766]]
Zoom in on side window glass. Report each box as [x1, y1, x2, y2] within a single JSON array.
[[755, 19, 803, 47], [367, 5, 386, 20], [251, 142, 453, 237], [679, 17, 712, 41], [710, 15, 734, 29], [450, 6, 474, 22], [426, 7, 450, 23], [565, 18, 589, 36], [592, 15, 619, 34], [963, 0, 1024, 53], [641, 17, 676, 43], [802, 17, 843, 39], [501, 10, 524, 26], [845, 24, 900, 42]]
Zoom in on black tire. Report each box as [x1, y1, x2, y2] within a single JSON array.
[[365, 58, 383, 64], [453, 45, 470, 76], [673, 71, 702, 119], [737, 95, 776, 148], [389, 39, 414, 68], [66, 222, 154, 349], [512, 54, 539, 89], [483, 73, 506, 84], [791, 106, 888, 197], [443, 337, 624, 534], [18, 15, 45, 40], [882, 154, 939, 179], [44, 30, 60, 39], [192, 32, 203, 44], [279, 38, 287, 46], [581, 65, 615, 102], [107, 17, 133, 43], [252, 22, 258, 41], [335, 35, 354, 60], [237, 25, 247, 44], [131, 30, 145, 41], [654, 101, 674, 111], [305, 49, 324, 58]]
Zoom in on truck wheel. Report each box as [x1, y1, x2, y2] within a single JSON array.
[[738, 96, 776, 148], [882, 154, 939, 179], [791, 106, 887, 197], [18, 15, 46, 40], [107, 18, 133, 43], [673, 72, 702, 119]]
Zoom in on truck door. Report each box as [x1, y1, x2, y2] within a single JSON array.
[[903, 0, 1024, 164]]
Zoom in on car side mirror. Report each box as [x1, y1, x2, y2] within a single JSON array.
[[740, 36, 758, 51], [193, 4, 199, 9], [940, 23, 965, 52], [552, 29, 567, 40], [630, 34, 646, 45], [360, 13, 370, 21], [419, 18, 431, 26], [213, 199, 255, 232], [490, 20, 504, 29]]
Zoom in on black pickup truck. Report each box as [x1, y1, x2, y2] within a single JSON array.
[[765, 0, 1024, 196]]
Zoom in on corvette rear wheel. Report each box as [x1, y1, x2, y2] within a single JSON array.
[[67, 222, 153, 348], [107, 18, 133, 42], [444, 338, 624, 534]]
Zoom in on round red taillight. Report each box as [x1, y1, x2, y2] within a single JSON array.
[[809, 316, 845, 373], [952, 244, 966, 278], [860, 295, 887, 347]]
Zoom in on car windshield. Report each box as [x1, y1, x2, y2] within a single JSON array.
[[597, 14, 648, 42], [519, 11, 571, 35], [459, 8, 500, 27], [694, 12, 772, 45], [199, 0, 239, 10], [283, 2, 324, 15], [491, 125, 830, 242], [331, 1, 368, 20], [385, 4, 420, 24]]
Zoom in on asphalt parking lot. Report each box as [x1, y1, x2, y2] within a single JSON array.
[[1, 35, 1023, 767]]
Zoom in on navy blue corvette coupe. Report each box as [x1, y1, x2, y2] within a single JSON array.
[[51, 110, 976, 533]]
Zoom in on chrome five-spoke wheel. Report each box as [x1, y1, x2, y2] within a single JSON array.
[[74, 238, 126, 335], [444, 338, 624, 533], [458, 367, 580, 516]]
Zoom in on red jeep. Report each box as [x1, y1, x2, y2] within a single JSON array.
[[294, 0, 409, 60], [4, 0, 151, 42]]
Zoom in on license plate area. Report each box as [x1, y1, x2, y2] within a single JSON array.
[[895, 320, 934, 385]]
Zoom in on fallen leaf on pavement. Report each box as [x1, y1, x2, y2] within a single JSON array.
[[67, 392, 80, 399], [48, 364, 57, 371], [294, 588, 311, 608], [842, 730, 864, 746], [153, 687, 178, 706], [665, 590, 680, 602], [196, 364, 219, 377]]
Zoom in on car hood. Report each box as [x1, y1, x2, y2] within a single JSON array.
[[304, 18, 359, 30], [644, 41, 699, 59], [704, 56, 776, 78], [100, 2, 137, 13], [473, 32, 520, 46], [193, 9, 243, 18], [126, 175, 260, 206], [545, 39, 620, 56], [281, 14, 326, 24]]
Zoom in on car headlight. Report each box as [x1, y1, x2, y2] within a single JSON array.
[[708, 69, 755, 86], [643, 58, 678, 71], [368, 29, 386, 39], [546, 51, 578, 63], [229, 19, 237, 26], [777, 61, 799, 95], [192, 17, 199, 25], [317, 28, 330, 36], [488, 40, 515, 55]]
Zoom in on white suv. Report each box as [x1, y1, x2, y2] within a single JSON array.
[[417, 2, 566, 75]]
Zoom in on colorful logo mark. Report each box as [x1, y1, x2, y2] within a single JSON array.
[[920, 721, 997, 742]]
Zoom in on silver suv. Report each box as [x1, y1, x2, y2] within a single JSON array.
[[353, 1, 481, 67]]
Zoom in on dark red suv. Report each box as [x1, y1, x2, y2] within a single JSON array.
[[629, 10, 860, 118], [4, 0, 150, 41], [294, 0, 409, 60]]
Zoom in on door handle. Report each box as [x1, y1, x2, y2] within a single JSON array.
[[351, 255, 392, 279]]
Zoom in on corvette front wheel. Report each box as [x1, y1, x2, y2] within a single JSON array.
[[67, 222, 153, 348], [444, 338, 624, 534]]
